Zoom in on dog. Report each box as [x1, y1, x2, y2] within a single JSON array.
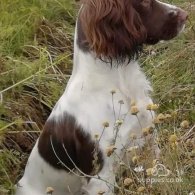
[[15, 0, 187, 194]]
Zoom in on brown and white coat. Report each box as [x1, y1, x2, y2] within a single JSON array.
[[15, 0, 187, 194]]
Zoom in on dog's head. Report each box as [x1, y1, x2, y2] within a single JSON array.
[[78, 0, 187, 61]]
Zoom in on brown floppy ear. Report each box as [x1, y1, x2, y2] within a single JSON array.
[[79, 0, 147, 62]]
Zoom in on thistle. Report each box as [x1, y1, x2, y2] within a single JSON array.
[[146, 168, 153, 176], [102, 121, 109, 128], [115, 119, 123, 126], [130, 99, 136, 107], [130, 133, 137, 140], [151, 104, 159, 110], [169, 134, 178, 143], [156, 113, 166, 121], [46, 187, 54, 195], [98, 190, 105, 195], [180, 120, 190, 129], [106, 145, 117, 157], [110, 90, 116, 95], [124, 178, 133, 187], [130, 106, 139, 115]]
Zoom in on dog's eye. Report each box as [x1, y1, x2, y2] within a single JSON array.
[[141, 0, 151, 8]]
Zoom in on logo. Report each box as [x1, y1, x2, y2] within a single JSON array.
[[136, 163, 183, 184], [152, 163, 171, 177]]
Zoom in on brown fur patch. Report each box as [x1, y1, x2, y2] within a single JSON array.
[[38, 113, 104, 176], [79, 0, 146, 62]]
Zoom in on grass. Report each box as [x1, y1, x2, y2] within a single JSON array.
[[0, 0, 194, 194], [0, 0, 75, 193]]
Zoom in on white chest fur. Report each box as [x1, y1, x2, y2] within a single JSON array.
[[51, 45, 153, 154]]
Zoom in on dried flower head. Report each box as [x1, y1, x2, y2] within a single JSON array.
[[130, 133, 137, 140], [124, 178, 133, 187], [148, 126, 154, 134], [151, 104, 159, 110], [171, 141, 178, 149], [169, 134, 178, 143], [142, 127, 150, 136], [46, 187, 54, 194], [102, 121, 109, 128], [110, 90, 116, 95], [106, 145, 117, 157], [157, 113, 166, 121], [146, 104, 153, 110], [115, 119, 123, 126], [130, 106, 139, 115], [94, 134, 99, 140], [98, 190, 105, 195], [146, 168, 153, 176], [165, 114, 172, 120], [180, 120, 190, 129]]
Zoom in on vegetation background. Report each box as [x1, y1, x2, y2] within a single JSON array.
[[0, 0, 194, 194]]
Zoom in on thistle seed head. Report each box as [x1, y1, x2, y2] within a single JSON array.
[[102, 121, 109, 128], [151, 104, 159, 111], [180, 120, 190, 129], [130, 106, 139, 115], [169, 134, 178, 143], [124, 178, 133, 187], [110, 90, 116, 95], [46, 187, 54, 194], [106, 145, 117, 157]]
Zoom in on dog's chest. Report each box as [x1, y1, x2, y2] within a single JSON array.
[[50, 60, 154, 155]]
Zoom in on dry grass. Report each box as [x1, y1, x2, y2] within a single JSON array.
[[0, 0, 75, 193]]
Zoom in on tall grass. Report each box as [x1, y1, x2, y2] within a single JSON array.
[[0, 0, 75, 193]]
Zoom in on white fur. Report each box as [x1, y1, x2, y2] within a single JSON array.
[[16, 141, 83, 195]]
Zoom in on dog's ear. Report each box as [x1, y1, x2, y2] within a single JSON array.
[[80, 0, 147, 62]]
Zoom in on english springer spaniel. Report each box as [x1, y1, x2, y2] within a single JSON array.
[[15, 0, 187, 194]]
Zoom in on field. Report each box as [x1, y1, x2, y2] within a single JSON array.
[[0, 0, 194, 194]]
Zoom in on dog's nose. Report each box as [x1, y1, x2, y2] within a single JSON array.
[[178, 9, 188, 23], [168, 9, 188, 23]]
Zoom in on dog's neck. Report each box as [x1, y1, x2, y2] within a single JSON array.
[[70, 23, 151, 100], [50, 24, 152, 130]]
